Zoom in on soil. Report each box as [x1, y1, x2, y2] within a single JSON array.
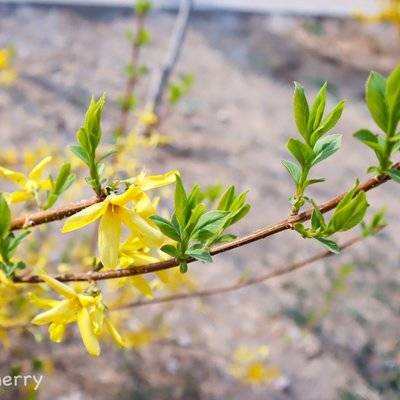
[[0, 5, 399, 400]]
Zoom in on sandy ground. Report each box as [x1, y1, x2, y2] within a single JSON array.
[[0, 5, 400, 400]]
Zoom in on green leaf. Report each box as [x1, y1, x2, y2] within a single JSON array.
[[386, 65, 400, 128], [0, 194, 11, 239], [316, 237, 340, 254], [160, 244, 179, 258], [179, 261, 188, 274], [174, 174, 187, 226], [293, 82, 310, 140], [311, 100, 345, 144], [282, 160, 301, 184], [312, 134, 342, 165], [387, 168, 400, 183], [328, 191, 368, 233], [310, 201, 326, 231], [187, 248, 212, 263], [366, 71, 388, 132], [135, 0, 152, 15], [287, 138, 314, 168], [353, 129, 383, 153], [185, 203, 206, 235], [135, 29, 151, 47], [150, 215, 181, 241], [217, 186, 235, 211], [308, 82, 327, 133], [192, 210, 229, 233], [70, 145, 90, 165], [228, 204, 251, 225]]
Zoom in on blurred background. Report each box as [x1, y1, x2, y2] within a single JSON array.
[[0, 0, 400, 399]]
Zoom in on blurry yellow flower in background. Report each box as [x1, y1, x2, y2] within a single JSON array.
[[0, 47, 17, 86], [31, 275, 124, 356], [228, 345, 282, 385], [0, 156, 52, 203], [62, 170, 178, 268]]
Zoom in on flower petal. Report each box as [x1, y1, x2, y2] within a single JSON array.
[[7, 190, 33, 203], [62, 201, 108, 233], [77, 307, 100, 357], [119, 208, 164, 247], [31, 299, 75, 325], [98, 208, 122, 268], [136, 170, 178, 191], [28, 156, 52, 181], [40, 274, 77, 298], [104, 317, 125, 348], [109, 185, 142, 206], [49, 323, 66, 343], [0, 166, 26, 186], [131, 275, 153, 299]]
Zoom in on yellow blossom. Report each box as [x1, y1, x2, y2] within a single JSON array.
[[0, 156, 52, 203], [31, 275, 124, 356], [62, 170, 177, 268], [0, 48, 17, 86]]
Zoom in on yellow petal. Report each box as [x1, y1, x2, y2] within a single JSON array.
[[39, 179, 53, 191], [120, 208, 164, 247], [62, 201, 108, 233], [98, 208, 122, 268], [31, 299, 76, 325], [135, 193, 157, 218], [0, 166, 26, 186], [28, 156, 52, 181], [131, 276, 153, 299], [155, 270, 169, 284], [49, 323, 66, 343], [77, 307, 100, 357], [0, 270, 17, 288], [109, 185, 142, 206], [136, 170, 178, 191], [28, 293, 59, 309], [40, 274, 77, 298], [104, 317, 125, 348], [8, 190, 33, 203]]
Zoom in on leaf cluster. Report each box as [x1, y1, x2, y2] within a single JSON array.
[[167, 74, 195, 106], [294, 183, 368, 253], [70, 95, 113, 196], [150, 175, 250, 273], [44, 163, 75, 210], [354, 65, 400, 179], [283, 82, 345, 213], [0, 194, 29, 277]]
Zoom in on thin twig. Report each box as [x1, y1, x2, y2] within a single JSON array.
[[12, 165, 397, 284], [141, 0, 193, 136], [116, 13, 146, 139], [113, 228, 381, 310]]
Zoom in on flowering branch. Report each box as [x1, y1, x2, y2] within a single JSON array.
[[11, 165, 398, 284]]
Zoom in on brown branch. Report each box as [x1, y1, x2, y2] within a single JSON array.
[[10, 196, 102, 231], [12, 164, 398, 284], [114, 228, 381, 310]]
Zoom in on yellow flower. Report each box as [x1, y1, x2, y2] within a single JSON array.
[[0, 48, 17, 86], [0, 156, 52, 203], [31, 275, 124, 356], [62, 170, 178, 268], [137, 110, 158, 127]]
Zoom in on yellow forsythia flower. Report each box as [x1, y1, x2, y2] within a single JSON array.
[[0, 156, 52, 203], [0, 48, 17, 86], [31, 275, 124, 356], [62, 170, 178, 268]]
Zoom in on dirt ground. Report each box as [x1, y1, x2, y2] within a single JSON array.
[[0, 5, 399, 400]]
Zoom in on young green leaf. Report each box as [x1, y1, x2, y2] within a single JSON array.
[[315, 237, 340, 254], [282, 160, 301, 184], [150, 215, 181, 242], [0, 194, 11, 239], [312, 134, 342, 165], [293, 82, 310, 140], [366, 71, 388, 132]]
